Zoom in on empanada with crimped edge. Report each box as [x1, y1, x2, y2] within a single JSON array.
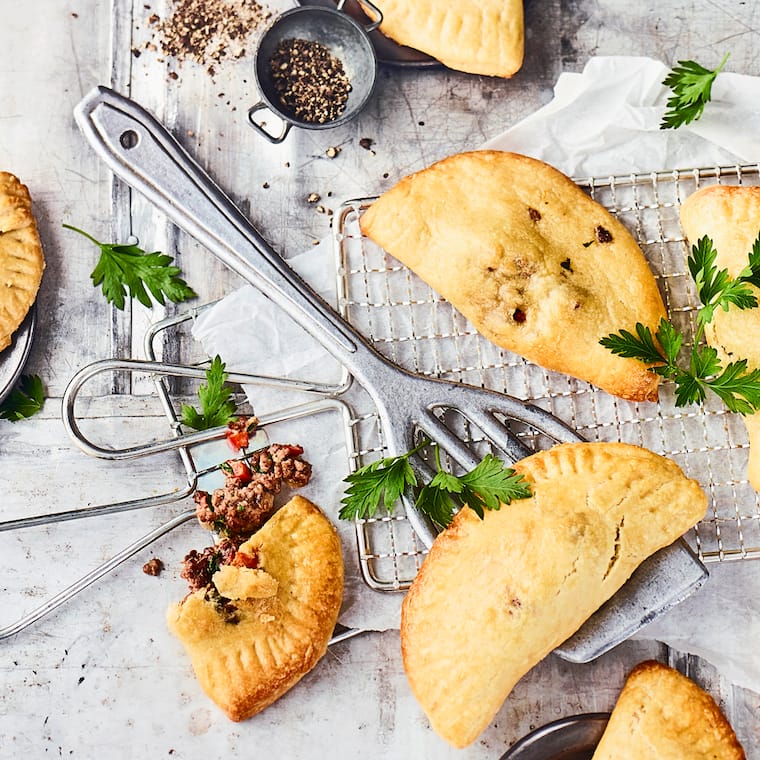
[[0, 172, 45, 352], [680, 185, 760, 490], [360, 151, 666, 402], [167, 495, 344, 721], [592, 660, 745, 759], [400, 442, 706, 749], [364, 0, 523, 78]]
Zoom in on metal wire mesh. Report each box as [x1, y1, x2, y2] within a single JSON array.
[[335, 164, 760, 590]]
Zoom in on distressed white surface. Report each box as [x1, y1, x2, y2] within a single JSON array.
[[1, 1, 759, 758]]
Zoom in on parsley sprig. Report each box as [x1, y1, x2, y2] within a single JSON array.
[[339, 440, 532, 527], [660, 53, 729, 130], [180, 356, 237, 430], [601, 234, 760, 414], [0, 374, 45, 422], [64, 224, 196, 310]]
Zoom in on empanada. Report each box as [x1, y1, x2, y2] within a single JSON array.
[[680, 186, 760, 489], [364, 0, 523, 78], [167, 495, 344, 721], [592, 660, 745, 759], [0, 172, 45, 352], [400, 442, 706, 748], [360, 151, 666, 401]]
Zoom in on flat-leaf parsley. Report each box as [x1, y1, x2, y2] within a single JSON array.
[[180, 356, 237, 430], [64, 224, 196, 310], [660, 53, 729, 130], [601, 233, 760, 414], [340, 440, 531, 528]]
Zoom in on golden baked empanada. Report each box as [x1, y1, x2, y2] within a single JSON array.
[[592, 660, 745, 759], [167, 495, 344, 721], [400, 442, 706, 748], [680, 186, 760, 489], [364, 0, 523, 78], [0, 172, 45, 352], [360, 151, 666, 401]]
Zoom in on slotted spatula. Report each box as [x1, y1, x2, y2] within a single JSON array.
[[73, 86, 707, 662]]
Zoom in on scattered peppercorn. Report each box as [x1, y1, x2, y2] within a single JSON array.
[[528, 207, 542, 222], [270, 38, 351, 124], [359, 137, 374, 150], [150, 0, 271, 74]]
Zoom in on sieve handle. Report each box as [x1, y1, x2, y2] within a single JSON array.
[[247, 101, 292, 144], [337, 0, 384, 32]]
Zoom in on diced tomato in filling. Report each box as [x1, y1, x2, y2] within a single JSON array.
[[226, 428, 250, 451], [224, 459, 252, 482], [231, 550, 259, 569]]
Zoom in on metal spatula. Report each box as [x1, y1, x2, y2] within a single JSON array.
[[73, 85, 707, 662]]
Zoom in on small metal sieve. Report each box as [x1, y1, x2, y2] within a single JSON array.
[[249, 0, 382, 143]]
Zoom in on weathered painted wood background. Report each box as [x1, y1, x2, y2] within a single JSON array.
[[1, 0, 759, 757]]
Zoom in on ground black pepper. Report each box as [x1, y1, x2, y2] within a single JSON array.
[[149, 0, 271, 75], [269, 38, 351, 124]]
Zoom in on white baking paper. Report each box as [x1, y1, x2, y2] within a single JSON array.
[[193, 56, 760, 689]]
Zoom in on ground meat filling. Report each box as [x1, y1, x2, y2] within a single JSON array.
[[181, 442, 312, 599], [193, 443, 312, 539], [181, 538, 237, 592]]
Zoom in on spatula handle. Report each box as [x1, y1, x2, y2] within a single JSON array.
[[74, 86, 368, 370]]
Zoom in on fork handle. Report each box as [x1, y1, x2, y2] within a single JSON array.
[[74, 86, 368, 371]]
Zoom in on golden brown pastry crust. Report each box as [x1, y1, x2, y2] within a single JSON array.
[[400, 442, 706, 749], [360, 151, 666, 401], [592, 660, 745, 759], [680, 186, 760, 489], [365, 0, 524, 78], [167, 495, 344, 721], [0, 172, 45, 352]]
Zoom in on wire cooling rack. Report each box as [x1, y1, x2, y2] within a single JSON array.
[[335, 163, 760, 592]]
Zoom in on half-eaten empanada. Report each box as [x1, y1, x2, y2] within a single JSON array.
[[167, 495, 344, 721]]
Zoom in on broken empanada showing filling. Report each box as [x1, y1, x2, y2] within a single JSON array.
[[168, 495, 344, 721]]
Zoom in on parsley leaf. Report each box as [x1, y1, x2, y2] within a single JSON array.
[[602, 231, 760, 414], [180, 356, 237, 430], [599, 322, 666, 365], [688, 236, 758, 325], [707, 360, 760, 414], [457, 454, 532, 519], [415, 478, 458, 528], [339, 442, 531, 527], [0, 374, 45, 421], [63, 224, 196, 310], [339, 452, 418, 520], [660, 53, 728, 130]]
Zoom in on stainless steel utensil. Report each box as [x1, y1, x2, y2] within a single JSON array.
[[500, 713, 610, 760], [72, 85, 708, 663], [0, 306, 359, 642]]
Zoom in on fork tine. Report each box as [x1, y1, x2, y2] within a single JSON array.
[[458, 406, 533, 462], [417, 409, 479, 470]]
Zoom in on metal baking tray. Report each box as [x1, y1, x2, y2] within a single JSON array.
[[0, 307, 36, 405], [335, 163, 760, 592]]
